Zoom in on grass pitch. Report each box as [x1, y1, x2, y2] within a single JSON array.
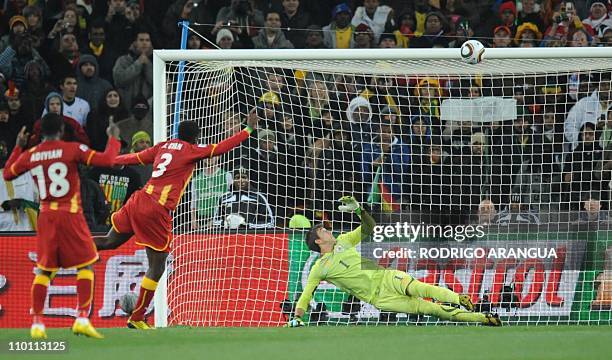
[[1, 326, 611, 360]]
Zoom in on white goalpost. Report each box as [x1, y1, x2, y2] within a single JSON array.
[[153, 48, 612, 327]]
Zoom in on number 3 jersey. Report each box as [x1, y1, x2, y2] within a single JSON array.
[[114, 128, 252, 211], [3, 138, 120, 213]]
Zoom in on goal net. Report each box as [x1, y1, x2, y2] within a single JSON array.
[[153, 48, 612, 326]]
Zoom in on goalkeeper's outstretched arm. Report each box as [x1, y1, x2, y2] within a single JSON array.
[[338, 196, 376, 247]]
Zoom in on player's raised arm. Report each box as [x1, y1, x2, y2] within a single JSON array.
[[3, 126, 31, 181], [337, 196, 376, 247], [81, 122, 122, 167], [190, 108, 259, 161]]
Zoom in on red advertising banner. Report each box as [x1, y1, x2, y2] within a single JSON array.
[[168, 233, 290, 327], [0, 235, 150, 328]]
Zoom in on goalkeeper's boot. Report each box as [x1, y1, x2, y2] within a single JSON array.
[[31, 323, 47, 340], [459, 294, 474, 312], [127, 319, 155, 330], [72, 317, 104, 339], [483, 313, 502, 327]]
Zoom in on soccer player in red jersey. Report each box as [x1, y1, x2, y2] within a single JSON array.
[[3, 113, 121, 339], [94, 112, 258, 329]]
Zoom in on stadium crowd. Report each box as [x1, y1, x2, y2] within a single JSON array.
[[1, 0, 612, 233]]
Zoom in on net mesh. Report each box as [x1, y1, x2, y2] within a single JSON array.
[[161, 55, 612, 326]]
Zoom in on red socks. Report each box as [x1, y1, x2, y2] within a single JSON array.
[[129, 277, 158, 321]]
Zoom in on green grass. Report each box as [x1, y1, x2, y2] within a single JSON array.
[[1, 326, 612, 360]]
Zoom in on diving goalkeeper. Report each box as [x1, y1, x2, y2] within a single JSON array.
[[287, 196, 501, 327]]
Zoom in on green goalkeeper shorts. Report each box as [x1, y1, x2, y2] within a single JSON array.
[[372, 270, 422, 314]]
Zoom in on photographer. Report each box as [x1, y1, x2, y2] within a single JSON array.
[[215, 0, 265, 38], [163, 0, 214, 48]]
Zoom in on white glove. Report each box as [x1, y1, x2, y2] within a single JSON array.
[[338, 196, 360, 213]]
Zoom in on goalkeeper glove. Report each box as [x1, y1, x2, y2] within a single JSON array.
[[338, 196, 360, 214], [285, 316, 305, 328]]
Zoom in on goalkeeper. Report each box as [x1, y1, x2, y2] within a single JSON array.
[[287, 196, 501, 327]]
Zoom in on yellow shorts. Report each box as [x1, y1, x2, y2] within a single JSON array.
[[373, 270, 425, 314]]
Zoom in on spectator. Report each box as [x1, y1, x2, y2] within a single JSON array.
[[542, 1, 586, 45], [346, 95, 374, 143], [477, 199, 497, 225], [492, 25, 513, 48], [0, 33, 49, 89], [0, 140, 38, 231], [569, 28, 591, 47], [565, 77, 611, 151], [457, 132, 491, 215], [517, 0, 544, 31], [412, 78, 443, 136], [215, 29, 235, 49], [82, 20, 118, 83], [566, 122, 605, 208], [362, 122, 410, 213], [30, 92, 90, 146], [378, 32, 397, 48], [116, 95, 153, 148], [88, 157, 143, 227], [22, 6, 45, 49], [393, 11, 415, 48], [42, 74, 91, 127], [412, 0, 433, 36], [80, 171, 110, 232], [41, 32, 81, 84], [351, 0, 394, 44], [583, 1, 612, 38], [252, 11, 294, 49], [280, 0, 311, 48], [214, 167, 275, 229], [105, 0, 136, 53], [248, 128, 290, 216], [129, 131, 153, 183], [86, 88, 130, 151], [409, 11, 450, 48], [361, 75, 403, 116], [323, 3, 355, 49], [601, 26, 612, 45], [0, 102, 19, 152], [497, 1, 518, 35], [190, 156, 233, 230], [0, 15, 28, 53], [20, 60, 53, 115], [494, 192, 541, 225], [353, 23, 374, 48], [113, 30, 153, 109], [215, 0, 265, 38], [514, 22, 542, 47], [57, 5, 87, 47], [4, 84, 35, 136], [448, 18, 474, 48], [163, 0, 214, 48], [313, 125, 359, 222], [76, 54, 113, 111], [579, 195, 608, 223], [304, 25, 327, 49]]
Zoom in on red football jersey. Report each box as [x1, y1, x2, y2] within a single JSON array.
[[3, 138, 120, 213], [115, 128, 251, 211]]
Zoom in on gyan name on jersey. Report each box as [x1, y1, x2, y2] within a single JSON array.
[[30, 149, 63, 162], [162, 142, 184, 150]]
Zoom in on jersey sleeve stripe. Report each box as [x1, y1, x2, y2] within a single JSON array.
[[9, 163, 18, 177], [85, 151, 96, 166], [136, 152, 145, 165], [209, 144, 217, 158]]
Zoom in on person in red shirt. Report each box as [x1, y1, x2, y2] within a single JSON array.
[[3, 113, 120, 340], [94, 111, 258, 329]]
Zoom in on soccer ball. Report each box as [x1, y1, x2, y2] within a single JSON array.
[[119, 292, 138, 315], [460, 40, 485, 64]]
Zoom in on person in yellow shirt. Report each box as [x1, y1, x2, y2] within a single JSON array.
[[323, 3, 355, 49]]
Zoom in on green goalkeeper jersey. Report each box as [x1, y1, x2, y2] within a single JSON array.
[[296, 226, 385, 312]]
